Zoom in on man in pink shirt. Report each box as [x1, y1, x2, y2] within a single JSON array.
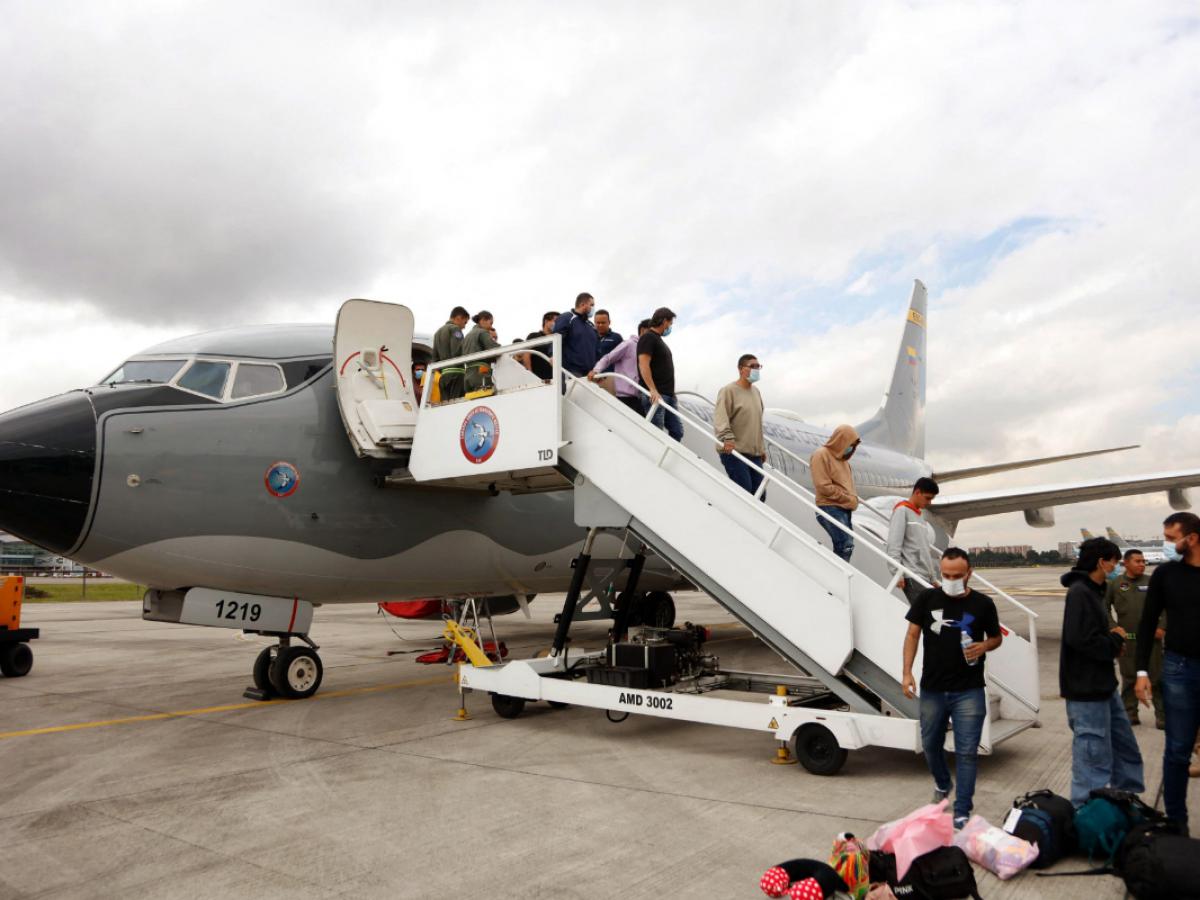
[[589, 318, 650, 415]]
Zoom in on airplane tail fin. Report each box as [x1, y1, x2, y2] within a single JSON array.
[[1105, 526, 1129, 548], [856, 280, 927, 459], [1081, 528, 1096, 540]]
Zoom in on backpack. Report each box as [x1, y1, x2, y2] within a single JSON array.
[[1006, 807, 1060, 868], [828, 833, 870, 900], [1115, 820, 1200, 899], [905, 846, 982, 900], [1013, 789, 1076, 855], [1074, 789, 1164, 865]]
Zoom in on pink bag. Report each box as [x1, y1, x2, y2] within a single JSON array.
[[952, 815, 1038, 880], [866, 799, 954, 880]]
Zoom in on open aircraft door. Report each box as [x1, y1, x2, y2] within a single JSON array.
[[334, 299, 419, 458]]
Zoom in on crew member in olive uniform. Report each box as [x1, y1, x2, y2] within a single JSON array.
[[1106, 549, 1165, 727], [462, 310, 501, 394], [432, 306, 470, 401]]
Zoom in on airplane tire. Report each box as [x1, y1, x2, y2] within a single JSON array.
[[642, 591, 676, 629], [252, 647, 277, 697], [793, 724, 848, 776], [0, 642, 33, 678], [491, 693, 525, 719], [269, 647, 323, 699]]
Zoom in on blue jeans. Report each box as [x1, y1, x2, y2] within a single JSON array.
[[1160, 651, 1200, 825], [817, 505, 854, 561], [643, 393, 683, 442], [720, 453, 766, 500], [1065, 691, 1145, 808], [920, 688, 986, 820]]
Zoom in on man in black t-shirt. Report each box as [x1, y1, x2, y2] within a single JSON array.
[[902, 547, 1003, 828], [636, 306, 682, 441], [525, 310, 558, 381], [1135, 512, 1200, 827]]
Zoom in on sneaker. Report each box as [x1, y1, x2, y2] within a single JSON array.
[[932, 785, 952, 804], [953, 816, 969, 831]]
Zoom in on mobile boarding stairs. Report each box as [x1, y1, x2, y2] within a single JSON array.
[[333, 301, 1040, 774]]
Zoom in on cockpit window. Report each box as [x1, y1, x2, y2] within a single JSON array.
[[231, 363, 285, 399], [101, 359, 187, 386], [177, 361, 231, 399]]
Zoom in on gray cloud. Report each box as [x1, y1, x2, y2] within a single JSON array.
[[1, 0, 1197, 547]]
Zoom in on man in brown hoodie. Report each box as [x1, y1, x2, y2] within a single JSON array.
[[811, 424, 860, 561]]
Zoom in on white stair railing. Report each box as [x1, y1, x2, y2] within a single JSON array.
[[670, 390, 1040, 716]]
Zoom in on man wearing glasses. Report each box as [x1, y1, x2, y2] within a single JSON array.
[[714, 354, 767, 497]]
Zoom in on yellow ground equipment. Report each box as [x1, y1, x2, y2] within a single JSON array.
[[0, 576, 38, 678]]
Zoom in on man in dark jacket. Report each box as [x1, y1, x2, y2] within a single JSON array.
[[552, 293, 598, 377], [1061, 536, 1145, 807]]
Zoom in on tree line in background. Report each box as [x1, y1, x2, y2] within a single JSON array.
[[973, 548, 1068, 568]]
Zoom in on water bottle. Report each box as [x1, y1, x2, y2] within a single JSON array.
[[961, 629, 978, 666]]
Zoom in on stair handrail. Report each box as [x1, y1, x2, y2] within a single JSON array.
[[676, 391, 1039, 622], [660, 384, 1041, 714], [587, 373, 943, 596]]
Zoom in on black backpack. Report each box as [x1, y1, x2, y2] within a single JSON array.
[[1013, 789, 1077, 856], [905, 846, 982, 900], [1116, 820, 1200, 899]]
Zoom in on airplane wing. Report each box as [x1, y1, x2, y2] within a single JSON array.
[[931, 445, 1137, 482], [931, 469, 1200, 525]]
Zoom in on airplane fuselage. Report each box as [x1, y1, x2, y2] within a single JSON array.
[[0, 326, 934, 605]]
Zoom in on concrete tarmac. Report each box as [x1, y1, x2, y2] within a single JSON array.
[[1, 568, 1195, 899]]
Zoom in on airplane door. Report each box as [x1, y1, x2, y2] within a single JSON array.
[[334, 299, 419, 458]]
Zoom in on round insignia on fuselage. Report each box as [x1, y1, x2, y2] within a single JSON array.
[[460, 406, 500, 464], [265, 461, 301, 497]]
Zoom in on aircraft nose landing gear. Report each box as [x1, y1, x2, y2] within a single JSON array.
[[246, 634, 323, 700]]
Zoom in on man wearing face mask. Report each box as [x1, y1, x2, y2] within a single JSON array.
[[553, 293, 599, 378], [1105, 549, 1164, 727], [810, 425, 860, 561], [1060, 536, 1144, 808], [901, 548, 1003, 829], [1135, 512, 1200, 828], [714, 354, 766, 496]]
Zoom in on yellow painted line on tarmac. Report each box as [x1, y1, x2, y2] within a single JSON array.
[[0, 673, 454, 741]]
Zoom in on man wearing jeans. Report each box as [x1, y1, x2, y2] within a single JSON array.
[[714, 354, 766, 497], [902, 548, 1003, 829], [637, 307, 682, 442], [1136, 512, 1200, 829], [810, 424, 860, 561], [1060, 536, 1145, 808]]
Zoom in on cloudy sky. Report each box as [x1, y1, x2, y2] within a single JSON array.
[[2, 1, 1197, 548]]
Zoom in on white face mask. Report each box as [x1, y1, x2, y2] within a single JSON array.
[[942, 577, 967, 598]]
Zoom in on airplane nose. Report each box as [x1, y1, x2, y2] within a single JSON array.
[[0, 392, 97, 555]]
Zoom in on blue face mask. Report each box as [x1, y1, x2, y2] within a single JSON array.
[[748, 369, 761, 383], [843, 444, 857, 460], [662, 325, 673, 337], [1106, 563, 1125, 582], [1163, 539, 1184, 562]]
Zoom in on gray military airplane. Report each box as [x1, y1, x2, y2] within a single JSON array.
[[1, 281, 1196, 698]]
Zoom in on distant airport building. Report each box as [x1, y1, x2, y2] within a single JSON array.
[[969, 544, 1033, 556], [0, 531, 85, 575], [1058, 541, 1079, 559]]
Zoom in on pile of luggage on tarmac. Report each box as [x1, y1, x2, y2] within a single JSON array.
[[758, 788, 1200, 899]]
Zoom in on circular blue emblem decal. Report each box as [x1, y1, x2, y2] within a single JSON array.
[[460, 406, 500, 465], [265, 461, 300, 498]]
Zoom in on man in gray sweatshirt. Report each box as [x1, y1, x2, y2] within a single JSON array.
[[887, 477, 941, 604]]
